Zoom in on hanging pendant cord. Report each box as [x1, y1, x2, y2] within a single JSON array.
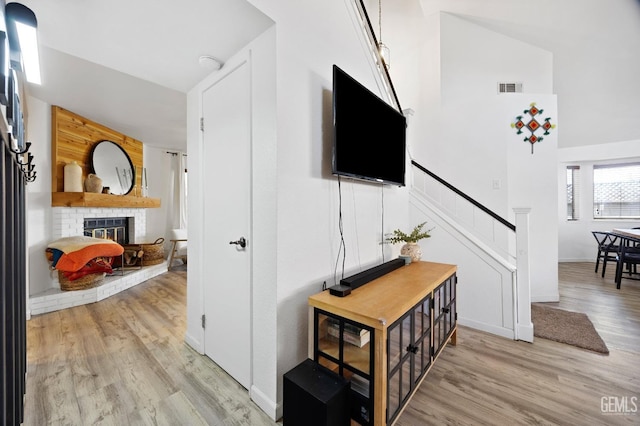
[[378, 0, 383, 43]]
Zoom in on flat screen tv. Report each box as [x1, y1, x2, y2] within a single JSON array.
[[332, 65, 406, 186]]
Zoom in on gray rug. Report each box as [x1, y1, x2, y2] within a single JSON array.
[[531, 304, 609, 354]]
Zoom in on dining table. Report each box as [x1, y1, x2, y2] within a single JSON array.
[[612, 228, 640, 239], [611, 228, 640, 288]]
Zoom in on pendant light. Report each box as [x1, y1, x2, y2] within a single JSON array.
[[378, 0, 390, 68]]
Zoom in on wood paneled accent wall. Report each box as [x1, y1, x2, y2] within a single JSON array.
[[51, 106, 143, 194]]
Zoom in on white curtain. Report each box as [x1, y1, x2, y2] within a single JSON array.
[[169, 153, 188, 230]]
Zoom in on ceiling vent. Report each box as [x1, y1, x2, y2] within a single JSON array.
[[498, 82, 523, 94]]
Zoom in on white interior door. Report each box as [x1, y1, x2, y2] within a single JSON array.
[[202, 61, 251, 389]]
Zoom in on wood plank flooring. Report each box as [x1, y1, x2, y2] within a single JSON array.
[[24, 267, 276, 426], [396, 262, 640, 425], [25, 262, 639, 425]]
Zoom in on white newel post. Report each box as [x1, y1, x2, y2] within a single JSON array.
[[513, 208, 534, 342]]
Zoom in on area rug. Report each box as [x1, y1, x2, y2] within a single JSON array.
[[531, 304, 609, 354]]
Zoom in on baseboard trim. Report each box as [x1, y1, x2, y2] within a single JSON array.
[[531, 293, 560, 303], [457, 317, 515, 340], [184, 333, 203, 354], [517, 322, 534, 343], [559, 258, 593, 263], [250, 385, 281, 421]]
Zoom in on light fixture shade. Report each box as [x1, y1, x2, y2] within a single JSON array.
[[5, 2, 41, 84]]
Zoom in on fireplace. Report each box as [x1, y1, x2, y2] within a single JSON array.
[[31, 208, 166, 315], [52, 207, 146, 243], [84, 217, 131, 245]]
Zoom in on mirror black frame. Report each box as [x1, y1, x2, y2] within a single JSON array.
[[90, 140, 136, 195]]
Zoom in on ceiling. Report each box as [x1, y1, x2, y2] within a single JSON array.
[[13, 0, 274, 151], [20, 0, 640, 152]]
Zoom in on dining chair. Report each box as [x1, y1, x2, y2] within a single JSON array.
[[168, 228, 187, 271], [592, 231, 620, 277], [614, 234, 640, 289]]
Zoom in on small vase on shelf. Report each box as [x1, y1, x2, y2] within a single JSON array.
[[84, 174, 103, 193], [63, 161, 83, 192], [386, 222, 432, 263], [400, 242, 422, 262]]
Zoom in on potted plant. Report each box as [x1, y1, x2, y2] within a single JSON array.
[[386, 222, 432, 262]]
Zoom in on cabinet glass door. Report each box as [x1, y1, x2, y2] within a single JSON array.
[[342, 318, 371, 376], [314, 309, 374, 425], [443, 275, 456, 341], [387, 309, 414, 422], [412, 296, 431, 384], [316, 311, 340, 371], [433, 275, 456, 357]]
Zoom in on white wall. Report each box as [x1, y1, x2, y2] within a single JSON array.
[[415, 0, 640, 150], [420, 13, 553, 216], [504, 94, 558, 301], [25, 96, 55, 299], [400, 12, 559, 302], [558, 140, 640, 262], [265, 0, 409, 415], [187, 0, 410, 419]]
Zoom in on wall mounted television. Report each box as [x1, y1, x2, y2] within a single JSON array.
[[332, 64, 406, 186]]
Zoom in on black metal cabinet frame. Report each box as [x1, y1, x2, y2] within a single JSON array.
[[314, 308, 376, 425], [387, 273, 457, 424]]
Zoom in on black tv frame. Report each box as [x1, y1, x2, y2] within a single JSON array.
[[332, 65, 406, 187]]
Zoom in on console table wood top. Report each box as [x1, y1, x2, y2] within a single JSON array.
[[309, 261, 456, 330]]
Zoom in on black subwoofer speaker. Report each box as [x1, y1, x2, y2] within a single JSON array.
[[283, 359, 350, 426]]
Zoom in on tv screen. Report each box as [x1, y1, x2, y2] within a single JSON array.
[[332, 65, 406, 186]]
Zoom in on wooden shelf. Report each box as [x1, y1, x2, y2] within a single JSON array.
[[51, 192, 161, 208]]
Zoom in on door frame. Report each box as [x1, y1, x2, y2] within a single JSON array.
[[186, 30, 278, 418], [197, 54, 254, 389]]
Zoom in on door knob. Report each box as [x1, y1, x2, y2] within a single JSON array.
[[229, 237, 247, 248]]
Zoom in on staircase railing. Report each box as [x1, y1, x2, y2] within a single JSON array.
[[411, 160, 516, 264], [410, 161, 533, 342], [352, 0, 402, 112], [412, 160, 515, 231], [348, 0, 533, 342]]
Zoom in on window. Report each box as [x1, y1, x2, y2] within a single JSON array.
[[593, 162, 640, 219], [566, 166, 580, 220]]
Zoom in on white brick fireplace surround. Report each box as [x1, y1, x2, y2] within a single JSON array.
[[52, 207, 146, 240], [30, 207, 167, 315]]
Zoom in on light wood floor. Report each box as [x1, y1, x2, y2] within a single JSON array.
[[396, 262, 640, 425], [24, 266, 277, 426], [25, 263, 639, 425]]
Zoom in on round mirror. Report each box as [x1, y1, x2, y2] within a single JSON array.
[[91, 141, 135, 195]]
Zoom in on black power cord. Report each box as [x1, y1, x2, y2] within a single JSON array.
[[334, 176, 347, 285], [381, 183, 385, 263]]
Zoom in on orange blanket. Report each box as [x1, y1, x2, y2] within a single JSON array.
[[48, 236, 124, 272]]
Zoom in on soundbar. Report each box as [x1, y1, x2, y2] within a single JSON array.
[[340, 258, 405, 290]]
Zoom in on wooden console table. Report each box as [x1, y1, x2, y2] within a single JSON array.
[[308, 261, 457, 425]]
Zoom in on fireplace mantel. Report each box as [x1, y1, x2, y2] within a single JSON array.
[[52, 192, 161, 208], [50, 107, 160, 209]]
